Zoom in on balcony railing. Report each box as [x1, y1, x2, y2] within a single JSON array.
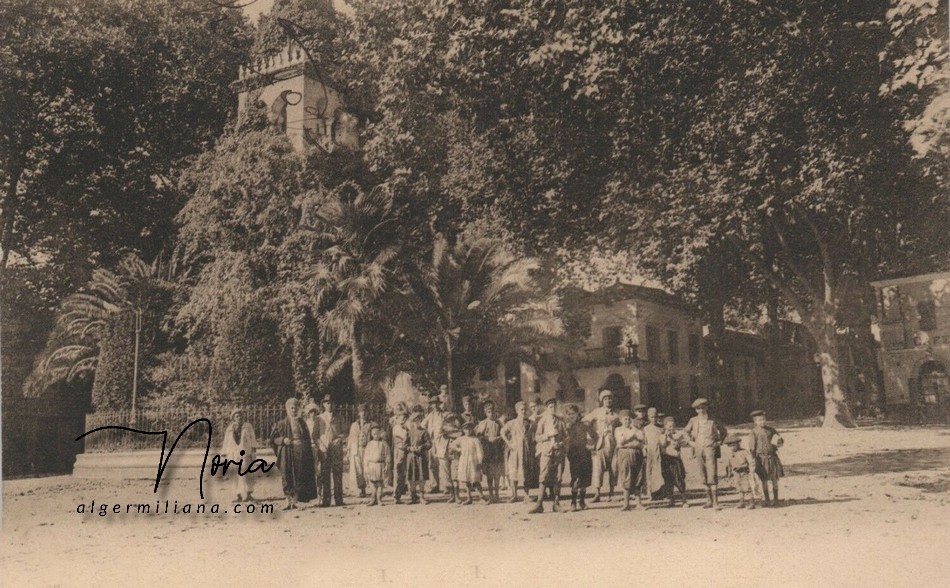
[[579, 346, 639, 368]]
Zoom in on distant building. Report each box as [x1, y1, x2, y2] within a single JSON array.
[[872, 271, 950, 419], [473, 283, 708, 421], [708, 322, 823, 422], [472, 282, 826, 423], [233, 41, 359, 153]]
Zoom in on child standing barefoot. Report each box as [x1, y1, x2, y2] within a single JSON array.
[[613, 410, 646, 511], [725, 434, 757, 509], [749, 410, 784, 506], [363, 425, 390, 506], [452, 422, 486, 505], [404, 405, 432, 504], [660, 416, 689, 507]]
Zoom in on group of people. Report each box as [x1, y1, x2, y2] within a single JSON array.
[[220, 388, 785, 513]]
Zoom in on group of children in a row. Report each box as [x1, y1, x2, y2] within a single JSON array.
[[348, 388, 785, 513]]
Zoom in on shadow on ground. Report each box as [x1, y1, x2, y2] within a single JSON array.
[[788, 447, 950, 478]]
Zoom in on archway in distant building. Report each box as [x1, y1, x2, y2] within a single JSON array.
[[602, 373, 631, 410], [556, 372, 584, 404], [918, 360, 949, 405]]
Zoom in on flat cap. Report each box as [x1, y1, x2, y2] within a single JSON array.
[[691, 398, 709, 408]]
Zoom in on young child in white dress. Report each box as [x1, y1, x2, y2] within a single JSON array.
[[450, 422, 486, 505]]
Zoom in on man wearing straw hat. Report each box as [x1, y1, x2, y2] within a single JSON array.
[[583, 389, 619, 503]]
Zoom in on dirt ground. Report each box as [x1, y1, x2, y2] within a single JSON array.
[[3, 424, 950, 588]]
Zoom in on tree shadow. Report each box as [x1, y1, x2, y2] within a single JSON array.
[[788, 447, 950, 478]]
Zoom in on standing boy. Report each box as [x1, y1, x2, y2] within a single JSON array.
[[565, 404, 596, 511], [475, 399, 505, 503], [529, 397, 568, 514], [683, 398, 728, 510], [724, 434, 757, 509]]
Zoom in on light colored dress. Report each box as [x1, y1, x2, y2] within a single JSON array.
[[643, 423, 666, 495], [363, 439, 390, 484], [451, 436, 484, 484], [501, 417, 531, 483]]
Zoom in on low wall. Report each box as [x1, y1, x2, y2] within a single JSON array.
[[73, 448, 280, 480]]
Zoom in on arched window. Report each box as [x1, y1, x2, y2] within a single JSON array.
[[919, 361, 949, 405], [556, 372, 583, 402], [602, 373, 630, 409]]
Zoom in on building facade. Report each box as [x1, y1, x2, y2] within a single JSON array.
[[872, 271, 950, 419], [472, 283, 709, 422]]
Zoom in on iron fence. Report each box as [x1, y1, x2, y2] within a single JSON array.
[[82, 404, 389, 453]]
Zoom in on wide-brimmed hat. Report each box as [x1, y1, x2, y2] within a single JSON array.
[[633, 404, 647, 412], [724, 433, 742, 446], [303, 402, 319, 414], [691, 398, 709, 409]]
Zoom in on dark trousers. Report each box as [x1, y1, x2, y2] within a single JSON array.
[[320, 446, 344, 505]]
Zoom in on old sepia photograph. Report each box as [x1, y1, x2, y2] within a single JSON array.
[[1, 0, 948, 585]]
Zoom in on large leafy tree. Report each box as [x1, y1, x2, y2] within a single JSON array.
[[401, 232, 561, 409], [0, 0, 251, 276], [302, 181, 403, 404], [341, 0, 945, 426]]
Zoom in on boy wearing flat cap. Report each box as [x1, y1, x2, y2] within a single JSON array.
[[582, 389, 619, 503], [683, 398, 728, 510], [529, 397, 568, 514], [749, 409, 784, 506]]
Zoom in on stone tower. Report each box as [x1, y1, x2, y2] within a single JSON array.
[[234, 41, 358, 153]]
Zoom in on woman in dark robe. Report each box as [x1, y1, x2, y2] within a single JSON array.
[[270, 398, 318, 509]]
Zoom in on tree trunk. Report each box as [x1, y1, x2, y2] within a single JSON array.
[[445, 334, 456, 412], [814, 323, 856, 428], [0, 164, 22, 272]]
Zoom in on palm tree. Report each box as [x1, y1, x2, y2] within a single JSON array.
[[27, 254, 166, 419], [304, 182, 401, 404], [413, 233, 562, 409]]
